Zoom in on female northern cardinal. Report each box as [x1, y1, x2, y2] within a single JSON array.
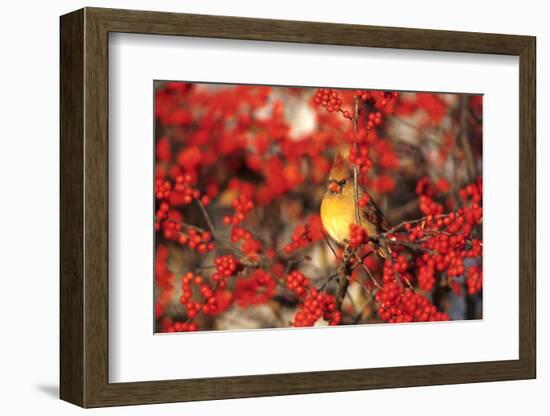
[[320, 154, 391, 257]]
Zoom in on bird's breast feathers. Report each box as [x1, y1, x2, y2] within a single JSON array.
[[321, 193, 378, 245]]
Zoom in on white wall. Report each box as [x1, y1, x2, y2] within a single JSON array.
[[0, 1, 546, 414]]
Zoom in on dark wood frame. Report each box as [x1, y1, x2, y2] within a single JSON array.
[[60, 7, 536, 408]]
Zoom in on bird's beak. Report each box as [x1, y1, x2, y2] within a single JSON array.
[[328, 181, 341, 193]]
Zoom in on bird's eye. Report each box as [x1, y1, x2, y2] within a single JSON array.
[[338, 179, 347, 186]]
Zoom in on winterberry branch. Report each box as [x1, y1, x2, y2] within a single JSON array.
[[458, 95, 476, 180], [196, 199, 245, 255], [352, 96, 361, 226], [353, 252, 382, 289]]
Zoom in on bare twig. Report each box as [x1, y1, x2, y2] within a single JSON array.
[[352, 96, 361, 226], [196, 200, 244, 254], [335, 267, 351, 311], [458, 95, 476, 180], [382, 213, 452, 236], [318, 272, 340, 291], [469, 106, 482, 125], [379, 236, 436, 255], [388, 114, 441, 144], [354, 252, 382, 289], [334, 96, 362, 314]]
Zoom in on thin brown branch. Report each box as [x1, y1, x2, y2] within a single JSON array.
[[469, 106, 482, 125], [352, 96, 361, 226], [318, 272, 340, 291], [196, 200, 247, 255], [382, 213, 452, 236], [388, 114, 441, 144], [335, 96, 361, 315], [335, 267, 351, 311], [458, 95, 476, 180], [354, 252, 382, 289]]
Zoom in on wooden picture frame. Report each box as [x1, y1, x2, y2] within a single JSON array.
[[60, 7, 536, 408]]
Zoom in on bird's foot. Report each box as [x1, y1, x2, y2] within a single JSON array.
[[342, 242, 354, 263]]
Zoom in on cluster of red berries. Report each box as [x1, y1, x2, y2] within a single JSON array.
[[202, 290, 235, 316], [314, 88, 350, 118], [415, 176, 436, 197], [459, 179, 482, 204], [355, 90, 398, 129], [459, 178, 483, 225], [185, 228, 215, 254], [283, 224, 313, 254], [154, 245, 175, 319], [378, 91, 399, 106], [223, 195, 254, 225], [230, 226, 263, 261], [444, 249, 466, 278], [159, 217, 183, 241], [416, 177, 451, 196], [163, 321, 199, 332], [154, 207, 214, 253], [155, 174, 201, 207], [349, 224, 369, 249], [395, 93, 447, 125], [284, 270, 342, 327], [155, 173, 214, 252], [415, 177, 448, 216], [155, 208, 214, 254], [156, 174, 211, 207], [365, 111, 383, 130], [173, 174, 201, 205], [155, 202, 180, 234], [358, 194, 370, 207], [179, 272, 203, 319], [393, 178, 483, 294], [419, 195, 444, 216], [234, 270, 276, 307], [391, 254, 409, 274], [177, 145, 202, 171], [293, 289, 341, 327], [285, 270, 311, 297], [212, 254, 243, 286], [155, 178, 172, 200], [179, 272, 234, 320], [416, 259, 436, 291], [355, 90, 375, 102], [198, 283, 222, 315], [155, 82, 193, 125], [466, 265, 482, 295], [349, 144, 373, 173], [417, 225, 470, 276], [404, 222, 425, 241], [375, 260, 448, 323], [356, 90, 398, 107], [463, 239, 482, 258]]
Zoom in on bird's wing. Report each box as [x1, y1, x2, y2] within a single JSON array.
[[360, 190, 390, 233]]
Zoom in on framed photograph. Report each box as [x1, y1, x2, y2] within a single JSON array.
[[60, 7, 536, 408]]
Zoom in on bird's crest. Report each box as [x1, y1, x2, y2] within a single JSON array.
[[329, 153, 352, 181]]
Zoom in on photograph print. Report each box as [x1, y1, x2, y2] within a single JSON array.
[[153, 81, 483, 333]]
